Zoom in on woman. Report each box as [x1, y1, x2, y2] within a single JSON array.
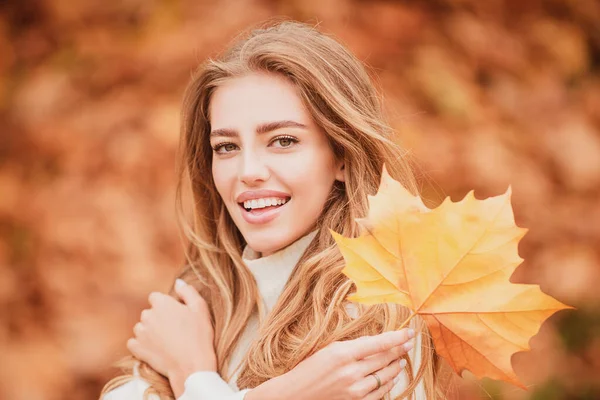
[[101, 20, 445, 400]]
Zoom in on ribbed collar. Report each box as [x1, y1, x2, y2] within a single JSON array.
[[242, 229, 319, 312]]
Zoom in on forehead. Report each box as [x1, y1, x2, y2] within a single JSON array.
[[209, 72, 311, 129]]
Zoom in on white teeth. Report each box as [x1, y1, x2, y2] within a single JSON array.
[[243, 197, 289, 210]]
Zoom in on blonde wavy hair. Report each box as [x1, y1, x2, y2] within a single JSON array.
[[101, 20, 449, 400]]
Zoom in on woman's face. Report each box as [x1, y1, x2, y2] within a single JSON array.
[[209, 72, 344, 256]]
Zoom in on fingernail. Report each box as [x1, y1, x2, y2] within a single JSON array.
[[175, 279, 186, 289], [399, 359, 407, 369], [407, 328, 415, 339], [403, 339, 414, 352]]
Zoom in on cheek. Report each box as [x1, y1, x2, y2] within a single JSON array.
[[211, 160, 232, 199], [283, 149, 337, 206]]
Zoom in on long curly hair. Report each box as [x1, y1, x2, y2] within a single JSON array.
[[101, 20, 449, 400]]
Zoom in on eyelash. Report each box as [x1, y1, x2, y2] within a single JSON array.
[[212, 135, 299, 154]]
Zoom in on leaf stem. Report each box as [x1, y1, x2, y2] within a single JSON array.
[[398, 310, 417, 330]]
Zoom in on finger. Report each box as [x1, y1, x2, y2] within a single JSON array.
[[353, 358, 407, 396], [148, 292, 162, 307], [174, 279, 206, 313], [127, 337, 149, 361], [349, 329, 415, 360], [133, 322, 145, 338], [140, 309, 151, 323], [127, 337, 166, 376], [363, 378, 396, 400], [358, 339, 414, 374]]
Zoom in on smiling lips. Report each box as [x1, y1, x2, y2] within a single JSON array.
[[242, 197, 289, 211], [235, 189, 291, 224], [236, 189, 291, 203]]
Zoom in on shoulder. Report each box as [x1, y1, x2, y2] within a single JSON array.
[[102, 363, 160, 400]]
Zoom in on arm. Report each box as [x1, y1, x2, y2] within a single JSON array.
[[128, 282, 414, 400], [132, 329, 413, 400], [245, 330, 414, 400], [101, 361, 248, 400]]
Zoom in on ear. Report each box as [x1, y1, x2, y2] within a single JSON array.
[[335, 160, 345, 182]]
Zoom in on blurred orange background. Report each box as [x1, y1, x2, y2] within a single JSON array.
[[1, 1, 599, 399]]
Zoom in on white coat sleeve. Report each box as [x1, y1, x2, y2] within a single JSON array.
[[177, 371, 251, 400], [102, 362, 251, 400]]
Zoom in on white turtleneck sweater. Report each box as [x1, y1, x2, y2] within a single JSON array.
[[103, 230, 425, 400]]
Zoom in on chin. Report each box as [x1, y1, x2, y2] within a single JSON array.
[[245, 237, 285, 255], [243, 229, 294, 256]]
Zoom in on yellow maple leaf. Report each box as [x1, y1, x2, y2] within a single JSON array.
[[330, 166, 574, 389]]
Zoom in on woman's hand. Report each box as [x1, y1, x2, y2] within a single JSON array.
[[247, 329, 414, 400], [126, 279, 215, 397]]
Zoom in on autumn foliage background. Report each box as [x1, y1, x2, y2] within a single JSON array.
[[1, 1, 599, 399]]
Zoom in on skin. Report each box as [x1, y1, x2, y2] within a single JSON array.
[[127, 73, 415, 399], [128, 282, 215, 397], [130, 281, 415, 399], [209, 72, 345, 256]]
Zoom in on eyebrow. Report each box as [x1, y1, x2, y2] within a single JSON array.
[[209, 120, 308, 138]]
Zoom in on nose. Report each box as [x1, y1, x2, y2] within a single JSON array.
[[238, 150, 270, 186]]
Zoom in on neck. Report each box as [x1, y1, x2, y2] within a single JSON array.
[[241, 229, 319, 311]]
